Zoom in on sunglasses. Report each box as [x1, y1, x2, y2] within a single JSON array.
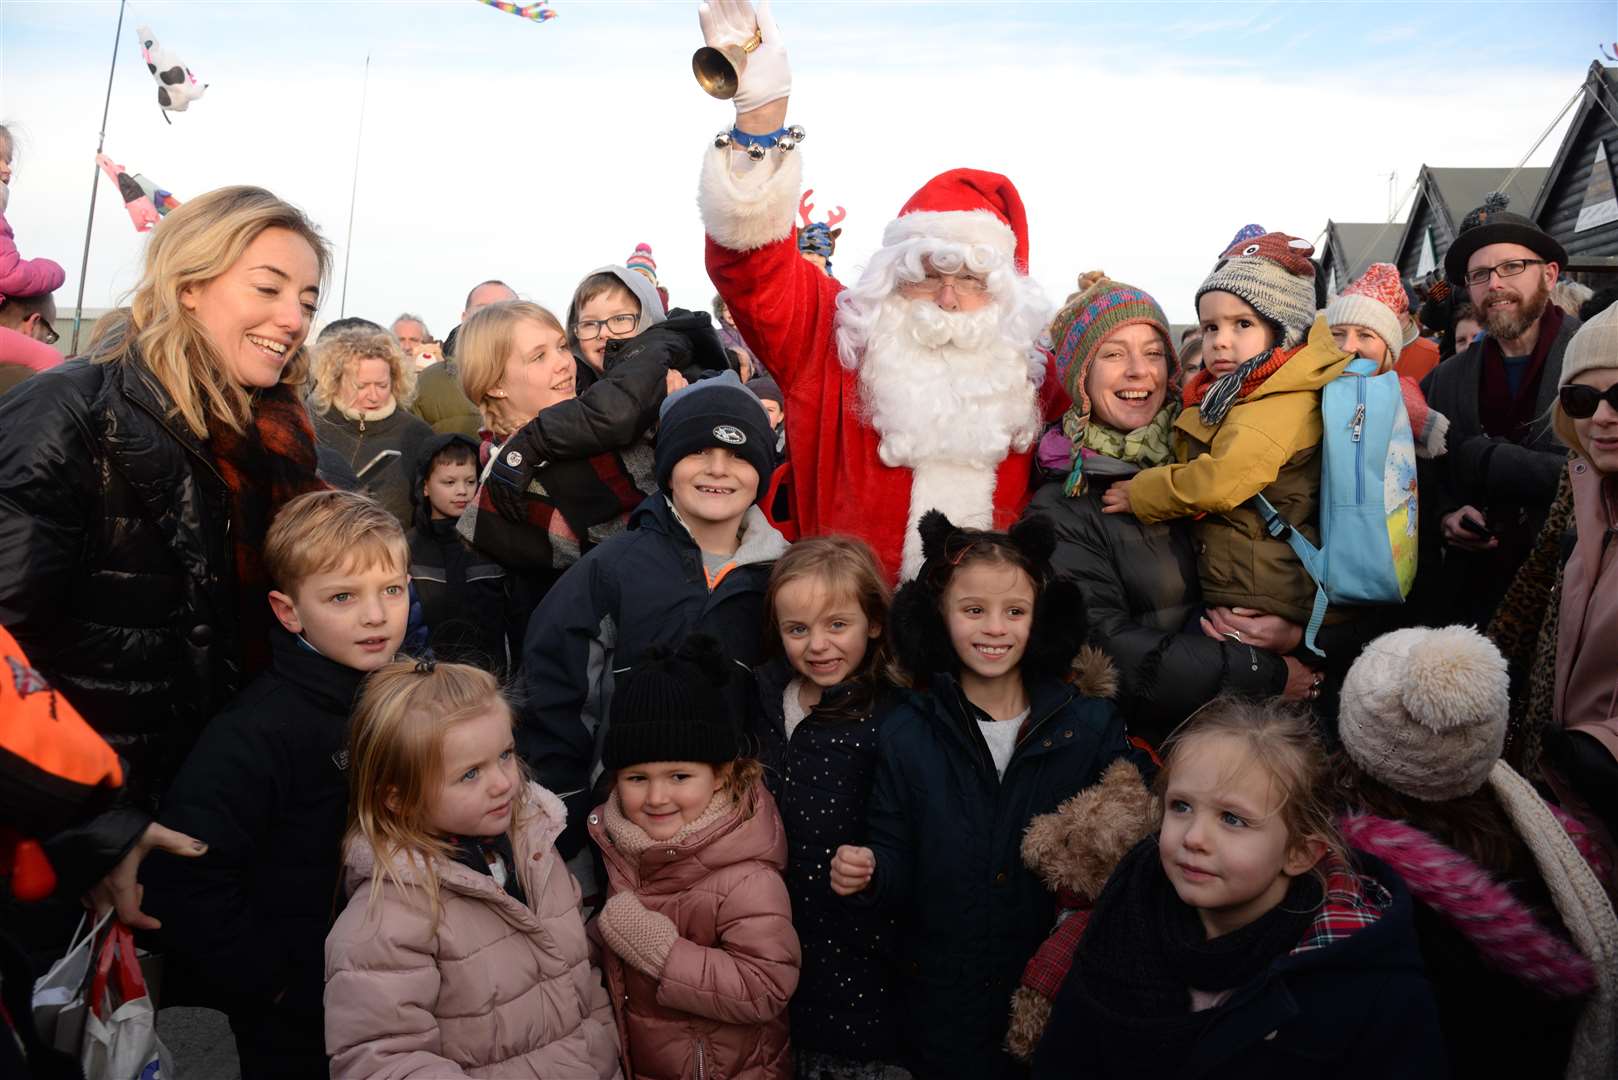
[[1559, 383, 1618, 419]]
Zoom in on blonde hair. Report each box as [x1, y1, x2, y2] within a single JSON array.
[[764, 535, 892, 682], [1156, 697, 1347, 886], [344, 660, 530, 926], [456, 300, 567, 436], [264, 489, 409, 595], [308, 326, 417, 415], [96, 186, 331, 437]]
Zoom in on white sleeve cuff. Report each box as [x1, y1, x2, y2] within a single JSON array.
[[698, 142, 803, 252]]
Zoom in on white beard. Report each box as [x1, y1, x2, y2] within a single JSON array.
[[847, 295, 1042, 577]]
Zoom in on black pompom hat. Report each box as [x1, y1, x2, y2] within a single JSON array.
[[602, 634, 740, 770]]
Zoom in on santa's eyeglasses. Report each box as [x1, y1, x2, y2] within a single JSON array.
[[902, 272, 990, 297]]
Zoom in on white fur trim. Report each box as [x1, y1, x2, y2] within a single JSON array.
[[698, 144, 803, 252], [901, 460, 998, 580], [883, 209, 1016, 261]]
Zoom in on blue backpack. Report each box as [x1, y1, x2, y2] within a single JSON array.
[[1251, 357, 1418, 655]]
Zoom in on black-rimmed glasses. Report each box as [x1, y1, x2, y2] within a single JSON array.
[[1462, 259, 1546, 289], [573, 313, 637, 341]]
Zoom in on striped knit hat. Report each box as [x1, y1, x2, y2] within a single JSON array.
[[1326, 263, 1407, 363], [1196, 231, 1319, 349], [625, 243, 659, 287], [1047, 272, 1176, 438]]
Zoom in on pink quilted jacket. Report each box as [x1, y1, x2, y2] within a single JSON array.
[[324, 783, 622, 1079], [0, 211, 65, 299], [589, 783, 800, 1080]]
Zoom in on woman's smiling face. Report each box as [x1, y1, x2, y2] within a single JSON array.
[[1085, 323, 1170, 431]]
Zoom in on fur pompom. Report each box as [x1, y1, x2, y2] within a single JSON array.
[[1400, 625, 1509, 734]]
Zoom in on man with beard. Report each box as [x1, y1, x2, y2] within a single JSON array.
[[1422, 194, 1578, 626], [695, 0, 1058, 580]]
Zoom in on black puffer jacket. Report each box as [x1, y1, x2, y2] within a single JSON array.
[[1027, 470, 1285, 747], [0, 356, 241, 802], [750, 658, 900, 1065]]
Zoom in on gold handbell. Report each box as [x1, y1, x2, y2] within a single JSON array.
[[692, 31, 761, 100]]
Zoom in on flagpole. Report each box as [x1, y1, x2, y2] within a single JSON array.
[[338, 52, 371, 318], [70, 0, 128, 355]]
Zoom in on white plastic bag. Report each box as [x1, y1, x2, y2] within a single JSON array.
[[79, 921, 173, 1080], [31, 910, 111, 1055]]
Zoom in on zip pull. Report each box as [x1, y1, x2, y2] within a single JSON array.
[[1350, 403, 1366, 442]]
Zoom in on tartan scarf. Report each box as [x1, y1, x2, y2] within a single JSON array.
[[205, 384, 325, 675], [1061, 404, 1179, 497]]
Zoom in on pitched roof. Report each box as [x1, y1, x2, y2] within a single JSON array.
[[1426, 166, 1549, 234], [1531, 62, 1618, 223], [1324, 221, 1403, 282]]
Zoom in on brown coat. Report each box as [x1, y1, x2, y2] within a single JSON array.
[[1555, 458, 1618, 762], [324, 783, 621, 1079], [589, 785, 800, 1080]]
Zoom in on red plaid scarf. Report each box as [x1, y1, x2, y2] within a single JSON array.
[[1019, 889, 1092, 999], [206, 384, 325, 674]]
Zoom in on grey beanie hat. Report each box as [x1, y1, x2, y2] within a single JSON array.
[[1339, 625, 1510, 802], [1560, 300, 1618, 390]]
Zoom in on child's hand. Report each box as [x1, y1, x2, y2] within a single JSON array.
[[598, 891, 679, 978], [1100, 478, 1133, 515], [665, 369, 689, 396], [830, 845, 875, 896]]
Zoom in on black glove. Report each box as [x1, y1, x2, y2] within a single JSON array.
[[652, 309, 730, 378], [486, 427, 545, 524]]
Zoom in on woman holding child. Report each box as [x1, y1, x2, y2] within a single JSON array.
[[1026, 271, 1317, 747]]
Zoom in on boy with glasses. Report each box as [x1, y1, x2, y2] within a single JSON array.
[[1422, 193, 1581, 627]]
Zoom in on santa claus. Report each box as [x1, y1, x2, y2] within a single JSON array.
[[696, 0, 1060, 580]]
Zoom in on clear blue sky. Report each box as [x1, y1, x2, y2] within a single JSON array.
[[2, 0, 1610, 330]]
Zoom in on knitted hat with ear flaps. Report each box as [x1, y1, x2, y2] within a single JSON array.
[[602, 634, 739, 770], [890, 510, 1087, 683], [1338, 626, 1510, 802], [1047, 272, 1178, 436], [1196, 231, 1319, 350]]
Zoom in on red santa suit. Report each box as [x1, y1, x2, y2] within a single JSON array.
[[701, 148, 1061, 581]]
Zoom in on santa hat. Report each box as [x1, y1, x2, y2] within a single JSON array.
[[626, 243, 659, 287], [882, 169, 1030, 273], [1326, 263, 1407, 363]]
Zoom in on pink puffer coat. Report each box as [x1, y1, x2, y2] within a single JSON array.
[[590, 783, 800, 1080], [324, 782, 622, 1079]]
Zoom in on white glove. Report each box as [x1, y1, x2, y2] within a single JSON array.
[[698, 0, 791, 115]]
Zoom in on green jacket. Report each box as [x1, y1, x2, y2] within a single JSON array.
[[409, 360, 482, 438]]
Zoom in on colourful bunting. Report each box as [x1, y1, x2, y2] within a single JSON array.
[[475, 0, 557, 22]]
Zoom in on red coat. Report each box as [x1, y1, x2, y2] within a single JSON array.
[[705, 232, 1061, 582]]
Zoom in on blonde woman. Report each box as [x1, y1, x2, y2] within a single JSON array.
[[308, 325, 432, 526], [0, 185, 328, 928], [452, 299, 681, 586]]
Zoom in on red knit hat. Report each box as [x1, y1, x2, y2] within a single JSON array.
[[882, 169, 1030, 273], [1326, 262, 1408, 362]]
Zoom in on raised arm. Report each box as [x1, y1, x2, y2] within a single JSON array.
[[697, 0, 843, 396]]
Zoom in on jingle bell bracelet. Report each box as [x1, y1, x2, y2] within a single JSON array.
[[713, 124, 807, 162]]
